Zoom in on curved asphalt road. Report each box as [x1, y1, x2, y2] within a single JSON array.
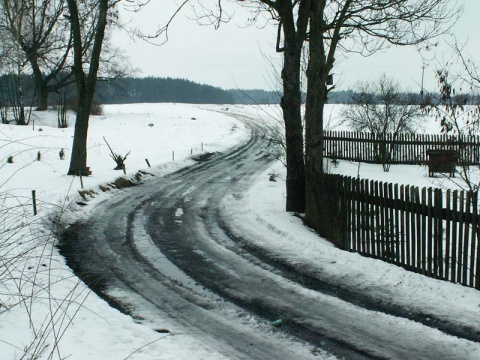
[[59, 114, 480, 359]]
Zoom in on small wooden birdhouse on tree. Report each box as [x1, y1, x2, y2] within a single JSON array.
[[327, 74, 334, 86]]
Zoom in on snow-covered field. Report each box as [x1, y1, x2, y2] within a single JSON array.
[[1, 103, 479, 359]]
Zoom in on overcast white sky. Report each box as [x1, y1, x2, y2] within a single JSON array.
[[112, 0, 480, 92]]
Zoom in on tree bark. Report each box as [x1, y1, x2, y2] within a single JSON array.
[[67, 0, 108, 175], [277, 0, 311, 213], [281, 48, 306, 212], [68, 98, 91, 175], [304, 0, 329, 230], [35, 80, 49, 111], [304, 0, 351, 233]]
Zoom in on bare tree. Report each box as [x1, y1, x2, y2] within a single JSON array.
[[63, 0, 162, 175], [423, 68, 480, 191], [65, 0, 110, 175], [303, 0, 460, 231], [342, 75, 422, 134], [238, 0, 310, 212], [341, 74, 424, 170], [0, 0, 73, 110], [66, 0, 227, 176], [0, 1, 30, 124], [452, 39, 480, 92], [237, 0, 459, 216], [0, 0, 132, 114]]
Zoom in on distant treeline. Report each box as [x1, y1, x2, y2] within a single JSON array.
[[95, 77, 233, 104], [0, 74, 461, 106], [93, 77, 364, 105], [94, 77, 287, 105]]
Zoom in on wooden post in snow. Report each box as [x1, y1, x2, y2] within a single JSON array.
[[32, 190, 37, 216]]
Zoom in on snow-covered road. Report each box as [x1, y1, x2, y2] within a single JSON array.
[[59, 113, 480, 359]]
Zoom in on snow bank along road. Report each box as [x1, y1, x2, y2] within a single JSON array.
[[59, 114, 480, 359]]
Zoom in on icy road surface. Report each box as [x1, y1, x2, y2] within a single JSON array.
[[60, 115, 480, 359]]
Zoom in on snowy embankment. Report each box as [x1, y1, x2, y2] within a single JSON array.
[[0, 103, 248, 360]]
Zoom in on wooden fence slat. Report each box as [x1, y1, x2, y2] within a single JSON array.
[[476, 205, 480, 289], [457, 191, 465, 284], [451, 190, 459, 283], [410, 186, 417, 270], [351, 175, 355, 251], [400, 184, 406, 267], [356, 178, 362, 252], [349, 132, 353, 161], [421, 187, 427, 274], [394, 184, 401, 265], [427, 188, 434, 276], [361, 133, 365, 163], [364, 179, 371, 255], [375, 181, 381, 258], [369, 180, 375, 256], [360, 179, 366, 253], [463, 192, 472, 286], [434, 188, 443, 279], [380, 182, 387, 260], [415, 187, 422, 272], [405, 185, 411, 268], [341, 176, 349, 250], [388, 182, 395, 262], [413, 133, 418, 164], [365, 179, 370, 254], [469, 191, 478, 287], [445, 190, 451, 281], [346, 176, 352, 250]]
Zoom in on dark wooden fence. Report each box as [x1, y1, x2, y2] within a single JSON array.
[[323, 131, 480, 166], [317, 174, 480, 290]]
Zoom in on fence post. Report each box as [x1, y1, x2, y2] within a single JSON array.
[[451, 190, 459, 283], [434, 188, 443, 279], [476, 194, 480, 289], [470, 191, 478, 287], [32, 190, 37, 216], [341, 176, 349, 250]]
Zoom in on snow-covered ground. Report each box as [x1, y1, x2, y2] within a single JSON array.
[[0, 104, 249, 360], [1, 103, 479, 359]]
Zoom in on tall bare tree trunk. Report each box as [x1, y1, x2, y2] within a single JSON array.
[[277, 0, 311, 213], [304, 0, 328, 230], [67, 0, 108, 175], [25, 57, 48, 110], [281, 48, 306, 212], [68, 93, 93, 175], [34, 78, 49, 111]]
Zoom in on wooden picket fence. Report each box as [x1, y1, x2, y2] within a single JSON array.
[[323, 131, 480, 165], [317, 174, 480, 290]]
